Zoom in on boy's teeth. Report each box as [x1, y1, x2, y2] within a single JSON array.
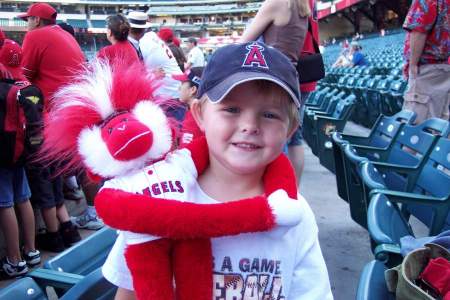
[[235, 143, 257, 149]]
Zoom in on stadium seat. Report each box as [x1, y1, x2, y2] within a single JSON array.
[[331, 110, 416, 201], [342, 118, 449, 229], [0, 277, 46, 300], [29, 227, 117, 294], [303, 91, 346, 154], [363, 134, 450, 236], [356, 260, 395, 300], [367, 193, 411, 266], [60, 267, 117, 300], [384, 80, 408, 115], [316, 95, 357, 173]]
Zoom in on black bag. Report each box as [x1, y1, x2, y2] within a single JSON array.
[[297, 19, 325, 84], [0, 80, 43, 167]]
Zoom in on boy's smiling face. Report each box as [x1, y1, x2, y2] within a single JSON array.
[[193, 80, 296, 178]]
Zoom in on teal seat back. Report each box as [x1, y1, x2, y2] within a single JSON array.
[[407, 136, 450, 229], [371, 110, 416, 148], [60, 267, 117, 300], [356, 260, 395, 300], [368, 193, 413, 246], [44, 227, 117, 275], [390, 80, 407, 94], [0, 277, 46, 300], [331, 95, 355, 119]]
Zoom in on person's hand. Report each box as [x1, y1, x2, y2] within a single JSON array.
[[409, 64, 419, 79], [153, 67, 165, 80], [267, 189, 302, 226]]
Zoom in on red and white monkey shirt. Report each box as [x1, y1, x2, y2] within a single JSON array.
[[101, 148, 333, 299]]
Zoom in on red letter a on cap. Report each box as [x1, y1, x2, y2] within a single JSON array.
[[242, 42, 268, 69]]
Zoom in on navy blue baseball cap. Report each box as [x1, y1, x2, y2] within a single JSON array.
[[197, 42, 300, 107]]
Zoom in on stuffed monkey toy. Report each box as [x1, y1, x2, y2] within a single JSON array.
[[42, 60, 300, 300]]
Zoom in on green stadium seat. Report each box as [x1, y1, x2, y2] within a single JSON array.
[[342, 118, 449, 229], [303, 91, 346, 153], [317, 95, 357, 173], [356, 260, 394, 300], [60, 267, 117, 300], [363, 134, 450, 237], [331, 110, 416, 201], [384, 80, 408, 115], [29, 227, 117, 295], [0, 277, 46, 300], [367, 193, 411, 266]]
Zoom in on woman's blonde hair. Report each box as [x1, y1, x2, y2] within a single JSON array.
[[293, 0, 311, 18]]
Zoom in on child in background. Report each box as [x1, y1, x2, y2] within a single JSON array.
[[102, 41, 333, 300], [0, 39, 41, 277], [173, 66, 204, 147]]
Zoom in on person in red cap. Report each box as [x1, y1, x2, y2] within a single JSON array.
[[0, 39, 42, 277], [158, 27, 186, 72], [19, 2, 85, 111], [19, 2, 83, 252], [172, 67, 205, 147], [0, 28, 13, 80]]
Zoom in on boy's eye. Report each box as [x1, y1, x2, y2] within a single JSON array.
[[224, 107, 240, 113], [263, 111, 280, 119]]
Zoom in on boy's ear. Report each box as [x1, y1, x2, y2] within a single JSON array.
[[190, 86, 198, 97], [190, 99, 205, 132], [286, 121, 299, 140]]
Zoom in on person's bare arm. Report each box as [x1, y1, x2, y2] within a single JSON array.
[[240, 0, 278, 42], [114, 288, 136, 300], [408, 31, 427, 79]]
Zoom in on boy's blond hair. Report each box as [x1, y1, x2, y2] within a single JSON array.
[[198, 80, 299, 132]]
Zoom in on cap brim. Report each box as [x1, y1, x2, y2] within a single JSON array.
[[172, 73, 189, 82], [129, 23, 151, 29], [18, 13, 30, 20], [205, 71, 300, 107]]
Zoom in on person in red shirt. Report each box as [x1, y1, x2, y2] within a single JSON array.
[[287, 0, 319, 185], [402, 0, 449, 124], [0, 29, 13, 80], [20, 3, 85, 112], [19, 2, 82, 252], [97, 14, 139, 66], [173, 67, 205, 148]]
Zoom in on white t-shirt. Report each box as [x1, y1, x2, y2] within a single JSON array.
[[102, 149, 333, 299], [188, 46, 205, 67], [140, 32, 183, 99]]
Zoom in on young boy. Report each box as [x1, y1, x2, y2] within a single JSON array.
[[102, 42, 333, 299], [0, 39, 41, 277], [173, 66, 204, 147]]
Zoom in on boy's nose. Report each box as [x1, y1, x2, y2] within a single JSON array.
[[240, 116, 260, 135]]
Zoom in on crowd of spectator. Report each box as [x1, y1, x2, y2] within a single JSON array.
[[0, 1, 448, 299]]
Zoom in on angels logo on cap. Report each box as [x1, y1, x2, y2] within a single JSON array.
[[242, 42, 268, 69], [197, 42, 300, 107]]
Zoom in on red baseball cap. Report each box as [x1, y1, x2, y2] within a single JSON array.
[[158, 28, 174, 43], [172, 67, 204, 88], [0, 39, 25, 80], [18, 3, 57, 21]]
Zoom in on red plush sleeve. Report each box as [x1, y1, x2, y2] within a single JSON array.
[[182, 136, 209, 175], [263, 153, 297, 199], [95, 188, 275, 239]]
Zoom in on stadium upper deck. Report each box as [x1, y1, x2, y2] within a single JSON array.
[[0, 0, 409, 45]]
